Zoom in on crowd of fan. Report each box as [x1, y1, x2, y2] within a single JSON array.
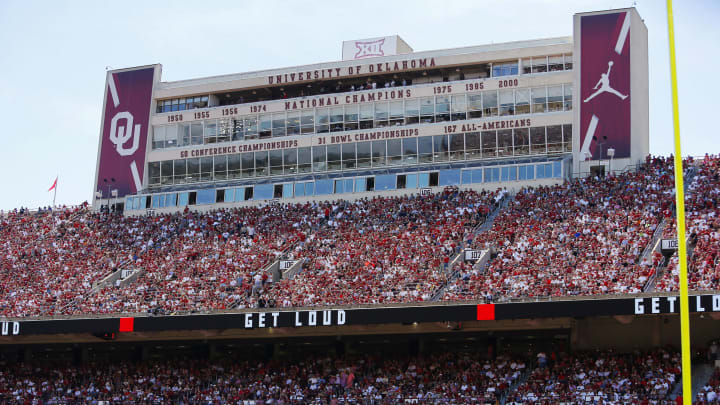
[[443, 156, 676, 302], [507, 348, 681, 404], [0, 351, 528, 404], [697, 367, 720, 404], [655, 155, 720, 292], [0, 204, 163, 317], [271, 189, 501, 307], [4, 154, 720, 318]]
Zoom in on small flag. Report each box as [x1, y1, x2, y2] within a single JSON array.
[[48, 176, 58, 192]]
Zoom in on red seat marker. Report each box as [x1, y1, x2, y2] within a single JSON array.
[[119, 317, 135, 332], [476, 304, 495, 321]]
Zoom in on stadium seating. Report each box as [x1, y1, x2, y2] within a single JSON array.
[[506, 348, 681, 404], [3, 156, 720, 318], [270, 189, 501, 307], [0, 347, 684, 404], [655, 155, 720, 293], [443, 157, 677, 301]]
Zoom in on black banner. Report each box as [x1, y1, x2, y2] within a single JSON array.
[[4, 294, 719, 337]]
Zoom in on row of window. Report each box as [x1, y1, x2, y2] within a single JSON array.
[[154, 54, 574, 113], [133, 161, 564, 210], [151, 84, 573, 149], [148, 125, 572, 186], [156, 96, 209, 113]]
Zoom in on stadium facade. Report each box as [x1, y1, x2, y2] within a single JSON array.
[[92, 8, 648, 213]]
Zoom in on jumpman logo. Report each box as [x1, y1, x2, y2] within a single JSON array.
[[583, 61, 628, 103]]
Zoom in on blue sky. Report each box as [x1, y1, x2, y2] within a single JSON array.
[[0, 0, 717, 210]]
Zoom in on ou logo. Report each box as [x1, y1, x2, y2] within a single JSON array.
[[109, 111, 141, 157]]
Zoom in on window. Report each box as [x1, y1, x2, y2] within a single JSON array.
[[244, 116, 258, 139], [284, 148, 297, 174], [548, 55, 564, 71], [418, 136, 433, 163], [531, 57, 548, 74], [536, 163, 553, 179], [499, 90, 514, 116], [449, 133, 464, 161], [419, 97, 434, 122], [402, 138, 417, 164], [191, 122, 203, 145], [521, 58, 532, 75], [217, 119, 231, 143], [562, 124, 572, 152], [357, 142, 371, 168], [515, 88, 530, 114], [153, 126, 166, 150], [451, 94, 467, 121], [254, 184, 273, 200], [492, 61, 518, 77], [178, 192, 189, 206], [372, 140, 386, 167], [174, 159, 186, 184], [187, 158, 200, 183], [481, 131, 497, 157], [301, 110, 314, 134], [315, 179, 333, 195], [472, 169, 483, 183], [298, 147, 312, 173], [483, 90, 498, 116], [342, 143, 356, 169], [435, 96, 450, 122], [359, 104, 374, 128], [404, 99, 420, 124], [497, 130, 513, 157], [214, 156, 227, 180], [232, 118, 244, 141], [531, 87, 547, 113], [224, 188, 234, 203], [200, 157, 213, 181], [531, 127, 547, 154], [282, 183, 294, 199], [374, 102, 389, 127], [563, 84, 573, 111], [553, 161, 562, 178], [433, 135, 448, 162], [160, 160, 173, 185], [513, 128, 529, 156], [179, 123, 191, 146], [465, 132, 480, 160], [272, 113, 286, 137], [344, 105, 359, 131], [406, 174, 418, 189], [241, 153, 254, 177], [196, 189, 216, 205], [355, 177, 367, 192], [387, 139, 402, 165], [501, 166, 517, 182], [166, 194, 177, 207], [484, 167, 500, 182], [327, 145, 341, 171], [259, 114, 272, 138], [204, 120, 217, 144], [518, 165, 534, 180], [234, 187, 246, 202], [547, 125, 563, 153], [439, 169, 461, 186], [287, 111, 301, 135], [148, 162, 160, 185], [389, 101, 403, 126], [228, 154, 241, 179], [467, 93, 483, 118], [269, 150, 283, 175], [547, 86, 563, 112], [375, 174, 396, 191], [313, 146, 327, 172], [330, 107, 343, 132], [255, 151, 268, 177], [564, 53, 573, 70], [418, 173, 430, 188]]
